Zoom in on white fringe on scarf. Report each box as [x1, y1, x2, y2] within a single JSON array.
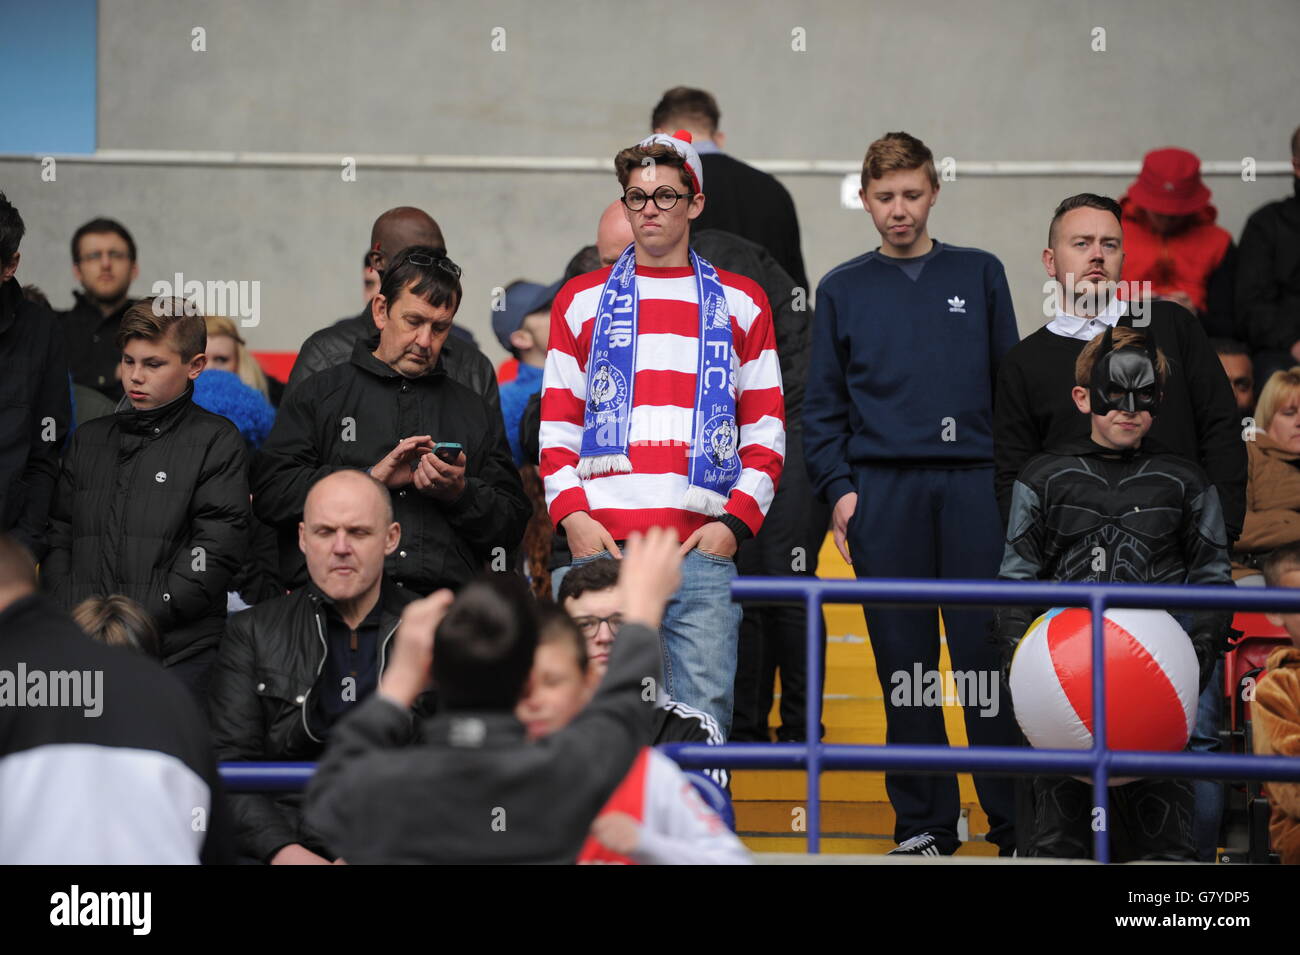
[[577, 456, 730, 517], [577, 454, 632, 479], [682, 484, 729, 517]]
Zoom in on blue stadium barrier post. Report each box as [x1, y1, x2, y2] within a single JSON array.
[[221, 762, 315, 792], [806, 584, 824, 854], [1090, 592, 1110, 864]]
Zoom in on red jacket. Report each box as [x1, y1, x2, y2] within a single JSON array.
[[1119, 196, 1234, 323]]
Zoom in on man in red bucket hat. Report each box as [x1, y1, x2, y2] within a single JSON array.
[[1120, 147, 1237, 338]]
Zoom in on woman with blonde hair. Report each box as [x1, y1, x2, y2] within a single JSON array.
[[203, 315, 281, 405], [1234, 367, 1300, 584]]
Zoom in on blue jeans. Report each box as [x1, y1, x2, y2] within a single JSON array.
[[661, 549, 743, 738], [550, 563, 573, 601], [569, 547, 742, 738]]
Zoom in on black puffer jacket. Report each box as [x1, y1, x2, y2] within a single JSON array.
[[0, 278, 71, 560], [208, 581, 428, 862], [43, 384, 250, 664], [252, 338, 530, 594], [286, 308, 500, 417]]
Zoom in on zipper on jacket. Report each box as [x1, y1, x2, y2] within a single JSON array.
[[112, 442, 145, 598], [300, 609, 329, 744], [379, 619, 400, 679]]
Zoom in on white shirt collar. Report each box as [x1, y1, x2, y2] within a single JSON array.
[[1045, 295, 1128, 341]]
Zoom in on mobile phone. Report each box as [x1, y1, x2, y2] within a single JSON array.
[[433, 442, 464, 464]]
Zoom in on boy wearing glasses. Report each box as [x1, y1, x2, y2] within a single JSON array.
[[556, 557, 725, 766], [514, 607, 747, 863], [540, 130, 785, 739]]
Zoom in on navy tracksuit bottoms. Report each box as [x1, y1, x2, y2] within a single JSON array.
[[845, 463, 1019, 850]]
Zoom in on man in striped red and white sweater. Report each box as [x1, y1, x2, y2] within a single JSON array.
[[540, 130, 785, 737]]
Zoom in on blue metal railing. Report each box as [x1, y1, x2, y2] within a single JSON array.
[[674, 577, 1300, 862], [219, 577, 1300, 864]]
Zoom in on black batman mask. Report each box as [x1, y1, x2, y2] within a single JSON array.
[[1089, 330, 1161, 415]]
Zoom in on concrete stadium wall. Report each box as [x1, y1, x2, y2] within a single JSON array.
[[2, 0, 1298, 357]]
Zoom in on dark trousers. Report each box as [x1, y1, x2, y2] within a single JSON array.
[[165, 645, 218, 714], [845, 464, 1018, 849], [1026, 775, 1196, 861], [730, 431, 831, 742]]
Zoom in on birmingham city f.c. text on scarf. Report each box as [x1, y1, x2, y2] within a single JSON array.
[[577, 242, 741, 516]]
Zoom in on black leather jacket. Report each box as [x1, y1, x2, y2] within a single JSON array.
[[207, 580, 429, 862]]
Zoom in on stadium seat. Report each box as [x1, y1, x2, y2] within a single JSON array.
[[251, 350, 296, 385], [1219, 614, 1288, 864], [1226, 614, 1290, 738]]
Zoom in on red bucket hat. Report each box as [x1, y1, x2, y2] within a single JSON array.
[[1126, 147, 1212, 216]]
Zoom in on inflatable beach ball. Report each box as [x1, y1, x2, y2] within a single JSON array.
[[1009, 607, 1198, 755]]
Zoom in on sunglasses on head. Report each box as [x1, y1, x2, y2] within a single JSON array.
[[405, 252, 462, 278], [367, 247, 462, 279]]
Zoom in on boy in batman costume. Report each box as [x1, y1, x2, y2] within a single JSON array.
[[994, 326, 1233, 860]]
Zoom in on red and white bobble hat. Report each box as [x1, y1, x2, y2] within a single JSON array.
[[636, 128, 704, 194]]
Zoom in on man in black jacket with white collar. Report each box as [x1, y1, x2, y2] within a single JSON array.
[[995, 193, 1246, 543], [252, 247, 530, 594], [305, 528, 680, 864], [210, 469, 429, 864], [993, 193, 1246, 857]]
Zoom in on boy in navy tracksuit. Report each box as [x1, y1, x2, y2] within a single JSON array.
[[804, 132, 1021, 855]]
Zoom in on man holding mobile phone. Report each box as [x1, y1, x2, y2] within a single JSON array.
[[254, 248, 531, 595]]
